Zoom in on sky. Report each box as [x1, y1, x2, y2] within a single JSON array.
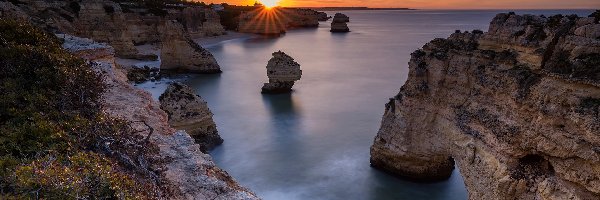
[[200, 0, 600, 9]]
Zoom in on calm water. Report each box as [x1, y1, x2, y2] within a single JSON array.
[[138, 9, 593, 200]]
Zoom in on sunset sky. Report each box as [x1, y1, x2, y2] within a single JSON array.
[[200, 0, 600, 9]]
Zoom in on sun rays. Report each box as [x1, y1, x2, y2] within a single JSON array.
[[238, 7, 296, 35]]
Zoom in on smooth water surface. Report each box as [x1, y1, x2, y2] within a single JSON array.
[[138, 9, 593, 200]]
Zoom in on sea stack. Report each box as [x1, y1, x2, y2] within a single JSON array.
[[159, 20, 221, 73], [370, 13, 600, 199], [330, 13, 350, 32], [160, 82, 223, 152], [261, 51, 303, 94]]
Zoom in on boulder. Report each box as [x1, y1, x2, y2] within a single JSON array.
[[262, 51, 302, 93]]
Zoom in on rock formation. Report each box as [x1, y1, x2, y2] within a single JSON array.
[[238, 7, 320, 35], [262, 51, 303, 93], [370, 12, 600, 199], [179, 7, 226, 38], [2, 1, 222, 71], [159, 82, 223, 153], [330, 13, 350, 33], [159, 20, 221, 73], [316, 11, 330, 21], [61, 34, 258, 199]]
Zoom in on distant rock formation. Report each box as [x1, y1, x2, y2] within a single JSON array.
[[316, 11, 330, 21], [330, 13, 350, 32], [179, 7, 226, 38], [2, 0, 223, 71], [61, 34, 258, 199], [159, 82, 223, 152], [370, 12, 600, 199], [159, 20, 221, 73], [262, 51, 303, 93], [238, 8, 320, 35]]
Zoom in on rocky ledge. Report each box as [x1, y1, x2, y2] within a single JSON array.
[[330, 13, 350, 33], [370, 12, 600, 199], [62, 34, 257, 199], [160, 82, 223, 153], [262, 51, 303, 93]]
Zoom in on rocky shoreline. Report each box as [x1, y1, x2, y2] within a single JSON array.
[[370, 12, 600, 199], [63, 34, 259, 199]]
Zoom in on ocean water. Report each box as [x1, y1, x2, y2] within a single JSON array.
[[138, 9, 594, 200]]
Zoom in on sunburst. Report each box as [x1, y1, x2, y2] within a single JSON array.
[[260, 0, 280, 8]]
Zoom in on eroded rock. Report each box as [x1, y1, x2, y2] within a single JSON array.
[[61, 34, 257, 199], [330, 13, 350, 33], [261, 51, 302, 93], [159, 20, 221, 73], [159, 82, 223, 152], [370, 13, 600, 199]]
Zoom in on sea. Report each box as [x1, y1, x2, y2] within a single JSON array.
[[137, 9, 594, 200]]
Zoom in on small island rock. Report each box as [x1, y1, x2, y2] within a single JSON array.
[[262, 51, 303, 94], [159, 82, 223, 152], [331, 13, 350, 32]]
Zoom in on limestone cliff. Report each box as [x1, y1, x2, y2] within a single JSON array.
[[62, 34, 258, 200], [2, 1, 222, 72], [179, 7, 226, 38], [160, 82, 223, 153], [262, 51, 303, 93], [370, 12, 600, 199]]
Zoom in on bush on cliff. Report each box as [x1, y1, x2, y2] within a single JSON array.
[[0, 20, 158, 199]]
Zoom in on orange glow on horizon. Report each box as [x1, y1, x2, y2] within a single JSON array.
[[260, 0, 280, 8], [199, 0, 599, 9]]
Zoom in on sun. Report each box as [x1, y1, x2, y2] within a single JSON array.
[[260, 0, 280, 8]]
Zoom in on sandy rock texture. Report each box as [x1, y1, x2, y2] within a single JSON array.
[[262, 51, 303, 93], [370, 12, 600, 199], [159, 82, 223, 153], [61, 34, 258, 200], [330, 13, 350, 33], [159, 20, 221, 73], [3, 0, 222, 72]]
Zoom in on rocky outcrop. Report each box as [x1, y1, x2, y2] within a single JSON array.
[[179, 7, 226, 38], [159, 20, 221, 73], [330, 13, 349, 33], [370, 12, 600, 199], [316, 11, 330, 21], [61, 34, 258, 200], [4, 1, 222, 72], [262, 51, 302, 93], [159, 82, 223, 153], [238, 7, 320, 35]]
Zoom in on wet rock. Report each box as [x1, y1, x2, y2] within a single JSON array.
[[125, 65, 161, 84], [159, 82, 223, 153], [262, 51, 302, 93]]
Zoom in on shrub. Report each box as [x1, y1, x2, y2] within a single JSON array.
[[0, 20, 159, 199]]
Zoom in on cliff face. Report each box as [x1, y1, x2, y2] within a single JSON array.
[[2, 0, 222, 71], [179, 7, 226, 38], [159, 20, 221, 73], [238, 8, 320, 35], [160, 82, 223, 153], [62, 34, 258, 200], [370, 13, 600, 199]]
